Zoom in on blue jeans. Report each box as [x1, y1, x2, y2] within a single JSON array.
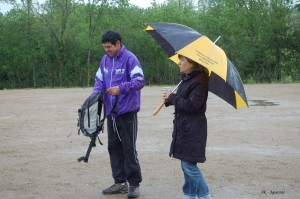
[[181, 161, 212, 199]]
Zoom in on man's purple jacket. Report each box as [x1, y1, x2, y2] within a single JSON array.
[[93, 45, 145, 117]]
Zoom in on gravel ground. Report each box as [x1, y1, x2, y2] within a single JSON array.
[[0, 84, 299, 199]]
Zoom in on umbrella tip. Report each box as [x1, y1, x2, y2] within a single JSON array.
[[145, 25, 154, 31], [214, 36, 221, 44]]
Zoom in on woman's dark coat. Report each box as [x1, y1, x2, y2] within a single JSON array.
[[166, 70, 209, 163]]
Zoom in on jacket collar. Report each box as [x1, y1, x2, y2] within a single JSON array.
[[180, 70, 201, 81], [115, 45, 125, 58]]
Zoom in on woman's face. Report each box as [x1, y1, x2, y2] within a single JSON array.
[[178, 56, 193, 75]]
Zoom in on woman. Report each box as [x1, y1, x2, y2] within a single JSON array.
[[163, 54, 212, 199]]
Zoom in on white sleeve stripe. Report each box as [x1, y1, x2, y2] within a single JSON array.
[[96, 68, 103, 81], [130, 66, 144, 79], [136, 76, 144, 80]]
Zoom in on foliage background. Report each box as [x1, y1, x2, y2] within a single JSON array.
[[0, 0, 299, 89]]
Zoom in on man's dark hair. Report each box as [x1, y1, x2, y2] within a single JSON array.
[[101, 31, 122, 45]]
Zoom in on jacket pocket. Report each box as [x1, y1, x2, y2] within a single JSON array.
[[178, 119, 192, 135]]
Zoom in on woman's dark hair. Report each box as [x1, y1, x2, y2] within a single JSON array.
[[101, 31, 122, 45], [178, 54, 209, 76]]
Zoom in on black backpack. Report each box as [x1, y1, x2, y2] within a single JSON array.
[[77, 91, 106, 163]]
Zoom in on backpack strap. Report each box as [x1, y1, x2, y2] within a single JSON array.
[[77, 132, 96, 163]]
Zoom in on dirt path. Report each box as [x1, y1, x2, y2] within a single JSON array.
[[0, 84, 299, 199]]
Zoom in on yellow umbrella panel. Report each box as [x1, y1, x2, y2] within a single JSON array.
[[176, 36, 228, 81]]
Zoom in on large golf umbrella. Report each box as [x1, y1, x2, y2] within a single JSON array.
[[146, 22, 248, 110]]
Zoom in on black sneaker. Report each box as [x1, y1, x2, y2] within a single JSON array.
[[127, 186, 140, 198], [102, 183, 128, 195]]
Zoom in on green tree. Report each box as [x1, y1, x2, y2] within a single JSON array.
[[0, 0, 299, 88]]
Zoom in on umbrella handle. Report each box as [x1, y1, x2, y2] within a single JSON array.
[[152, 101, 165, 116], [152, 80, 183, 116]]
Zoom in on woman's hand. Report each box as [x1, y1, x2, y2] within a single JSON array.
[[163, 90, 172, 103]]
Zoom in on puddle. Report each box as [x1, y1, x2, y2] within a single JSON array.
[[208, 146, 280, 156], [0, 115, 15, 121], [208, 145, 298, 156], [249, 100, 279, 106]]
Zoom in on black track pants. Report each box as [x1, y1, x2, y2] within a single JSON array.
[[107, 112, 142, 186]]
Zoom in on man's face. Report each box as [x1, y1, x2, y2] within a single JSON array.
[[102, 41, 121, 58]]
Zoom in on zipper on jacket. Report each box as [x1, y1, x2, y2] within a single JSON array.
[[109, 58, 121, 141], [109, 58, 114, 110]]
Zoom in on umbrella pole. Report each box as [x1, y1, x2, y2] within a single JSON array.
[[152, 80, 183, 116]]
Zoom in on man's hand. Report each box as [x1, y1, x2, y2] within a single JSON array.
[[106, 86, 120, 96]]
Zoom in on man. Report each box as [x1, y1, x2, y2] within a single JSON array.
[[93, 31, 144, 198]]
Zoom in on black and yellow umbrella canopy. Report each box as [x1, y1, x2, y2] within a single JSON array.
[[146, 22, 248, 109]]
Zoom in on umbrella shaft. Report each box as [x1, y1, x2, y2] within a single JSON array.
[[172, 80, 183, 93]]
